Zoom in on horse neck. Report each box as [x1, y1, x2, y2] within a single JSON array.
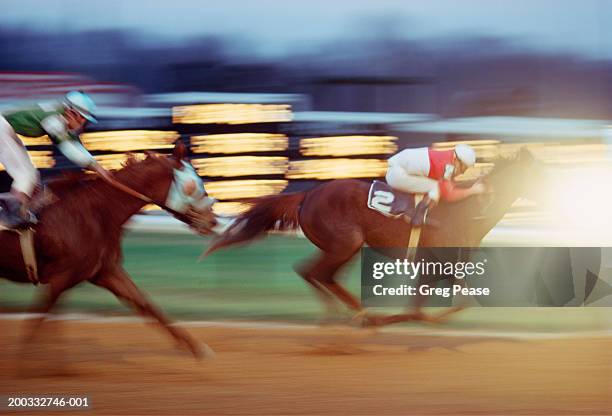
[[470, 164, 525, 241], [87, 160, 172, 229]]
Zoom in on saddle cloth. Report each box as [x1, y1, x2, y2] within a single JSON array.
[[367, 180, 417, 218], [0, 193, 42, 283]]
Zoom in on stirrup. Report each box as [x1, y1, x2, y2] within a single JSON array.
[[411, 197, 431, 227], [411, 209, 428, 227]]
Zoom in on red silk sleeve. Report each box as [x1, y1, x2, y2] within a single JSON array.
[[439, 180, 472, 202]]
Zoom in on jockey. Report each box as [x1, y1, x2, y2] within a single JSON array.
[[386, 143, 486, 226], [0, 91, 113, 229]]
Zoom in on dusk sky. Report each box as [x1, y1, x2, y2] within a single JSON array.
[[2, 0, 611, 58]]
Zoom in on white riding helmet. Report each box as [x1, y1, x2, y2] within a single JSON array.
[[455, 143, 476, 167], [65, 91, 97, 123]]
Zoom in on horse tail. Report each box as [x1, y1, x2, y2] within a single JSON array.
[[204, 191, 306, 256]]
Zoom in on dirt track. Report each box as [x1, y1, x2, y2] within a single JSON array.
[[1, 319, 610, 415]]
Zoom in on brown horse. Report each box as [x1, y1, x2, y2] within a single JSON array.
[[205, 149, 547, 323], [0, 141, 217, 358]]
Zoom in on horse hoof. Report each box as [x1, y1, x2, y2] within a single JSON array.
[[200, 342, 216, 360], [176, 339, 213, 360], [350, 310, 385, 328], [187, 342, 216, 360], [350, 309, 369, 327]]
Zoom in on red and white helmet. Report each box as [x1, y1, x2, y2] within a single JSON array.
[[455, 143, 476, 167]]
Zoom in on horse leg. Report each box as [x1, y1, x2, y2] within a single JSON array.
[[294, 255, 342, 323], [91, 268, 211, 359], [18, 271, 77, 374], [377, 260, 470, 327], [308, 250, 384, 326], [403, 251, 471, 324], [23, 271, 77, 344], [316, 251, 361, 310], [372, 275, 451, 327]]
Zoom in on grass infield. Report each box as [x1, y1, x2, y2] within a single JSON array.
[[0, 231, 609, 332]]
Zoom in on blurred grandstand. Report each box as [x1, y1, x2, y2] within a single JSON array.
[[1, 71, 611, 223]]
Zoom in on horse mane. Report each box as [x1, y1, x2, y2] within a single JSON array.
[[46, 171, 95, 197], [45, 151, 169, 199]]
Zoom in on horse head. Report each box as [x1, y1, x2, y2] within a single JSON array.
[[484, 147, 550, 206], [163, 141, 218, 235], [115, 141, 218, 235], [429, 147, 550, 246]]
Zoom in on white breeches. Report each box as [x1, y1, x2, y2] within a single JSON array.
[[386, 164, 440, 202], [0, 116, 39, 196]]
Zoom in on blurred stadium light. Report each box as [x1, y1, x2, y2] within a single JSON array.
[[191, 133, 288, 154], [205, 179, 288, 200], [81, 130, 179, 151], [145, 92, 307, 125], [94, 152, 147, 170], [192, 156, 288, 177], [432, 139, 501, 160], [173, 103, 292, 125], [287, 158, 388, 180], [0, 150, 54, 170], [18, 135, 52, 146], [212, 201, 250, 216], [300, 135, 397, 156]]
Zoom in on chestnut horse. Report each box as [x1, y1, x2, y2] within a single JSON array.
[[0, 142, 217, 358], [206, 149, 546, 324]]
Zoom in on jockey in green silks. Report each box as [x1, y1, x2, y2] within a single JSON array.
[[0, 91, 113, 229]]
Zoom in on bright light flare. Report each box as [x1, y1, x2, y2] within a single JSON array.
[[546, 165, 612, 239]]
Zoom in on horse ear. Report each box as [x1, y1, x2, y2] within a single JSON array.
[[173, 140, 187, 167], [123, 152, 137, 167]]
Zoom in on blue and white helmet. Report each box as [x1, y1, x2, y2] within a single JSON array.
[[65, 91, 97, 123]]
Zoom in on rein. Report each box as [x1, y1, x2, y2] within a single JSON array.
[[102, 172, 185, 217]]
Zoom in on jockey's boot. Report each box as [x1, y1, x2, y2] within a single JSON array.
[[1, 198, 37, 230], [411, 196, 432, 227]]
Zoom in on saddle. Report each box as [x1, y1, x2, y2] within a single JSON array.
[[367, 180, 417, 218], [367, 180, 427, 259]]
